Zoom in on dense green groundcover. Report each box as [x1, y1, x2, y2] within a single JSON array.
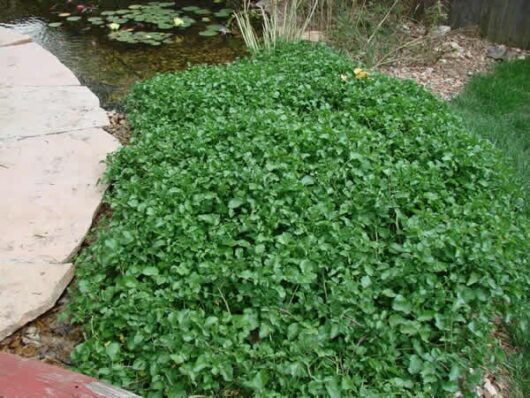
[[69, 43, 529, 397]]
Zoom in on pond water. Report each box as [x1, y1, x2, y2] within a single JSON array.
[[0, 0, 245, 107]]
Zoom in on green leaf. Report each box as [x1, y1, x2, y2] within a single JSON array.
[[325, 377, 341, 398], [301, 175, 315, 185], [392, 295, 412, 314], [228, 198, 244, 209], [361, 275, 371, 288], [246, 370, 269, 391], [408, 355, 422, 374], [106, 342, 120, 360], [142, 266, 159, 276]]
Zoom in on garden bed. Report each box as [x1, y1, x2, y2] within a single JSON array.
[[64, 42, 529, 396]]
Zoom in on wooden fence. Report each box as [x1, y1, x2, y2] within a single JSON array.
[[449, 0, 530, 49]]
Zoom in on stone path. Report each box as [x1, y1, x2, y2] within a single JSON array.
[[0, 27, 120, 341]]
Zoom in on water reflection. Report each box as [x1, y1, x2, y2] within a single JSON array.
[[0, 0, 245, 107]]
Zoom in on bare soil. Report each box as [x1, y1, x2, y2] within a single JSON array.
[[380, 27, 527, 99]]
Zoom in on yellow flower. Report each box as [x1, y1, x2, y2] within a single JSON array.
[[109, 22, 120, 31], [340, 74, 348, 82], [354, 67, 369, 79], [174, 17, 184, 27]]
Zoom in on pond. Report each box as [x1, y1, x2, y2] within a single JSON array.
[[0, 0, 245, 107]]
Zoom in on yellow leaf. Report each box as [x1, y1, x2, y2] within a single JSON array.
[[354, 67, 369, 79]]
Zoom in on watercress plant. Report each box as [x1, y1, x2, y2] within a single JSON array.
[[69, 43, 530, 397]]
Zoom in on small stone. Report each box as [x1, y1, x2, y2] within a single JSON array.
[[21, 326, 41, 346], [432, 25, 451, 38], [487, 44, 507, 60], [483, 379, 498, 398]]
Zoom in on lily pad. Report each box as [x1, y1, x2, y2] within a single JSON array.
[[108, 30, 172, 46], [214, 8, 233, 18], [194, 9, 211, 15], [48, 22, 62, 28], [157, 2, 175, 6], [66, 16, 82, 22], [58, 12, 71, 17], [207, 24, 225, 31], [182, 6, 200, 12], [199, 29, 219, 37], [87, 17, 104, 25]]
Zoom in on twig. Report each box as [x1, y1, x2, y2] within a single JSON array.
[[366, 0, 399, 45], [217, 288, 231, 315]]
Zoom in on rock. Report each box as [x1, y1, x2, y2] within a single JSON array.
[[483, 379, 499, 398], [0, 86, 108, 140], [0, 262, 74, 341], [486, 44, 507, 60], [0, 27, 31, 48], [432, 25, 451, 37], [445, 41, 465, 59], [0, 42, 79, 87], [0, 129, 120, 264], [21, 326, 41, 347]]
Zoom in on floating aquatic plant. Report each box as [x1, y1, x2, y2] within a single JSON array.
[[214, 8, 233, 18], [49, 2, 233, 46], [108, 30, 172, 45]]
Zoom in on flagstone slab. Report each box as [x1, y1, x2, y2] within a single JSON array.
[[0, 86, 108, 140], [0, 129, 120, 264], [0, 261, 74, 341], [0, 42, 79, 87], [0, 27, 120, 343], [0, 27, 31, 48]]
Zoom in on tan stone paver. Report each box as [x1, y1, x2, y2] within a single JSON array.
[[0, 129, 120, 264], [0, 262, 74, 341], [0, 86, 108, 139], [0, 27, 31, 48], [0, 42, 79, 87], [0, 28, 119, 340]]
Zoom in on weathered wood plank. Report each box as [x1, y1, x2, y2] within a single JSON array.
[[0, 352, 140, 397], [449, 0, 530, 49]]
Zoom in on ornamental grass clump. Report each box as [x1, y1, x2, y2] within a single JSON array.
[[69, 43, 529, 396]]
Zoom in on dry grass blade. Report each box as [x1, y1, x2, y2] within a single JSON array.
[[236, 0, 319, 53]]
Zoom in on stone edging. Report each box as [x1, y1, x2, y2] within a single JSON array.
[[0, 27, 120, 341]]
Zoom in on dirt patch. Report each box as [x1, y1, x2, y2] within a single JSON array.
[[0, 292, 82, 367], [105, 110, 131, 145], [380, 27, 527, 99]]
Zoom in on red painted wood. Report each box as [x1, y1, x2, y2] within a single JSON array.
[[0, 353, 139, 398]]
